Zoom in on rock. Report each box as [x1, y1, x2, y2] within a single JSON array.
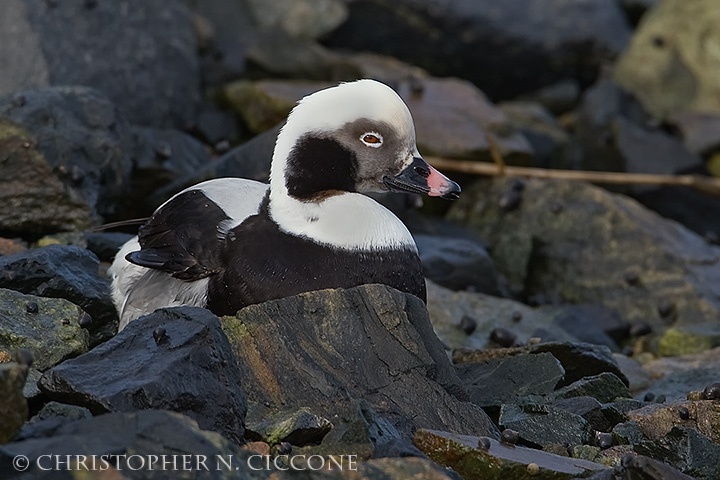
[[551, 397, 612, 433], [499, 403, 594, 448], [517, 80, 581, 116], [0, 289, 89, 372], [639, 347, 720, 402], [246, 0, 347, 40], [415, 234, 500, 294], [543, 304, 629, 351], [625, 400, 720, 445], [1, 0, 200, 128], [333, 456, 456, 479], [447, 176, 720, 341], [614, 0, 720, 119], [0, 245, 118, 345], [0, 362, 28, 443], [414, 429, 609, 479], [456, 352, 564, 409], [622, 454, 695, 480], [83, 232, 134, 263], [549, 373, 632, 404], [222, 284, 499, 439], [38, 307, 247, 444], [121, 126, 212, 218], [657, 324, 720, 357], [0, 87, 134, 233], [246, 407, 332, 446], [427, 281, 576, 351], [0, 410, 250, 478], [669, 111, 720, 155], [325, 0, 631, 100], [15, 402, 91, 441]]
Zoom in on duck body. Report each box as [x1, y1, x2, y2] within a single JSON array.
[[110, 79, 460, 329]]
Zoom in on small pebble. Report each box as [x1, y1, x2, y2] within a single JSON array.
[[500, 429, 519, 446], [154, 142, 172, 160], [622, 345, 634, 357], [477, 437, 491, 451], [643, 392, 655, 402], [655, 394, 666, 404], [509, 178, 525, 191], [459, 315, 477, 335], [275, 442, 292, 455], [678, 406, 690, 420], [623, 271, 641, 286], [13, 348, 34, 367], [78, 312, 92, 328], [498, 189, 522, 212], [526, 463, 540, 476], [621, 454, 635, 468], [153, 327, 167, 344], [214, 139, 231, 154], [595, 432, 613, 449], [26, 301, 39, 314], [490, 327, 517, 348], [527, 337, 542, 345], [511, 311, 523, 323], [629, 322, 652, 337], [657, 301, 676, 319], [703, 382, 720, 400], [61, 318, 70, 325]]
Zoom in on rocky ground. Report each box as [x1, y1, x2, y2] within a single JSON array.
[[1, 0, 720, 479]]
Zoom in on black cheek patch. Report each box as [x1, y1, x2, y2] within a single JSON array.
[[286, 136, 358, 199]]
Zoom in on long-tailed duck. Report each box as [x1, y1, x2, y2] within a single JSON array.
[[109, 79, 461, 330]]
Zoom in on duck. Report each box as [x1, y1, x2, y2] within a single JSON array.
[[109, 79, 461, 330]]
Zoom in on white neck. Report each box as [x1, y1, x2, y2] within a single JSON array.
[[268, 191, 417, 252]]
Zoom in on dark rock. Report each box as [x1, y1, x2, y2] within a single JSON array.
[[0, 86, 133, 233], [223, 284, 499, 439], [246, 407, 332, 446], [489, 327, 517, 348], [0, 288, 89, 371], [625, 400, 720, 446], [195, 105, 241, 146], [456, 352, 564, 409], [15, 401, 91, 441], [549, 373, 632, 404], [622, 454, 695, 480], [544, 304, 629, 351], [531, 342, 629, 388], [0, 410, 252, 479], [499, 403, 594, 448], [500, 428, 519, 446], [83, 232, 134, 262], [518, 79, 581, 116], [0, 362, 28, 443], [325, 0, 631, 100], [448, 176, 720, 338], [552, 396, 615, 433], [38, 307, 247, 444], [594, 432, 613, 449], [414, 429, 609, 479], [1, 0, 200, 128], [122, 127, 212, 218], [414, 234, 500, 294], [704, 382, 720, 400], [0, 245, 118, 345], [458, 315, 477, 335]]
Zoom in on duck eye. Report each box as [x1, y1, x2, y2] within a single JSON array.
[[360, 132, 383, 148]]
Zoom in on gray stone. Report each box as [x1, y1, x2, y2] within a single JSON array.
[[0, 245, 118, 345], [325, 0, 631, 100], [246, 407, 332, 446], [415, 234, 500, 294], [639, 347, 720, 402], [456, 352, 564, 409], [447, 176, 720, 340], [499, 403, 594, 447], [223, 284, 499, 439], [245, 0, 347, 40], [549, 373, 632, 404], [0, 362, 28, 443], [0, 86, 134, 233], [39, 307, 247, 444], [544, 304, 628, 351], [0, 289, 89, 372], [531, 343, 629, 388], [622, 454, 695, 480], [15, 402, 92, 441], [1, 0, 200, 128]]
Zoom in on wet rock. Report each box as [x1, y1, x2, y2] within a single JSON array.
[[15, 401, 91, 441], [614, 0, 720, 119], [38, 307, 247, 444], [1, 0, 200, 128], [427, 281, 576, 351], [456, 352, 564, 409], [414, 428, 609, 479], [549, 373, 632, 404], [0, 245, 118, 345], [499, 403, 594, 448], [325, 0, 631, 100], [415, 234, 500, 294], [223, 284, 499, 439], [657, 324, 720, 357], [0, 362, 29, 443], [246, 407, 332, 446], [447, 177, 720, 340], [0, 289, 89, 372], [0, 87, 134, 234], [0, 410, 250, 479]]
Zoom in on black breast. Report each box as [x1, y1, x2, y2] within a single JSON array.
[[205, 212, 426, 316]]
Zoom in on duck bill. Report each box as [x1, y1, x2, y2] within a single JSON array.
[[383, 157, 461, 200]]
